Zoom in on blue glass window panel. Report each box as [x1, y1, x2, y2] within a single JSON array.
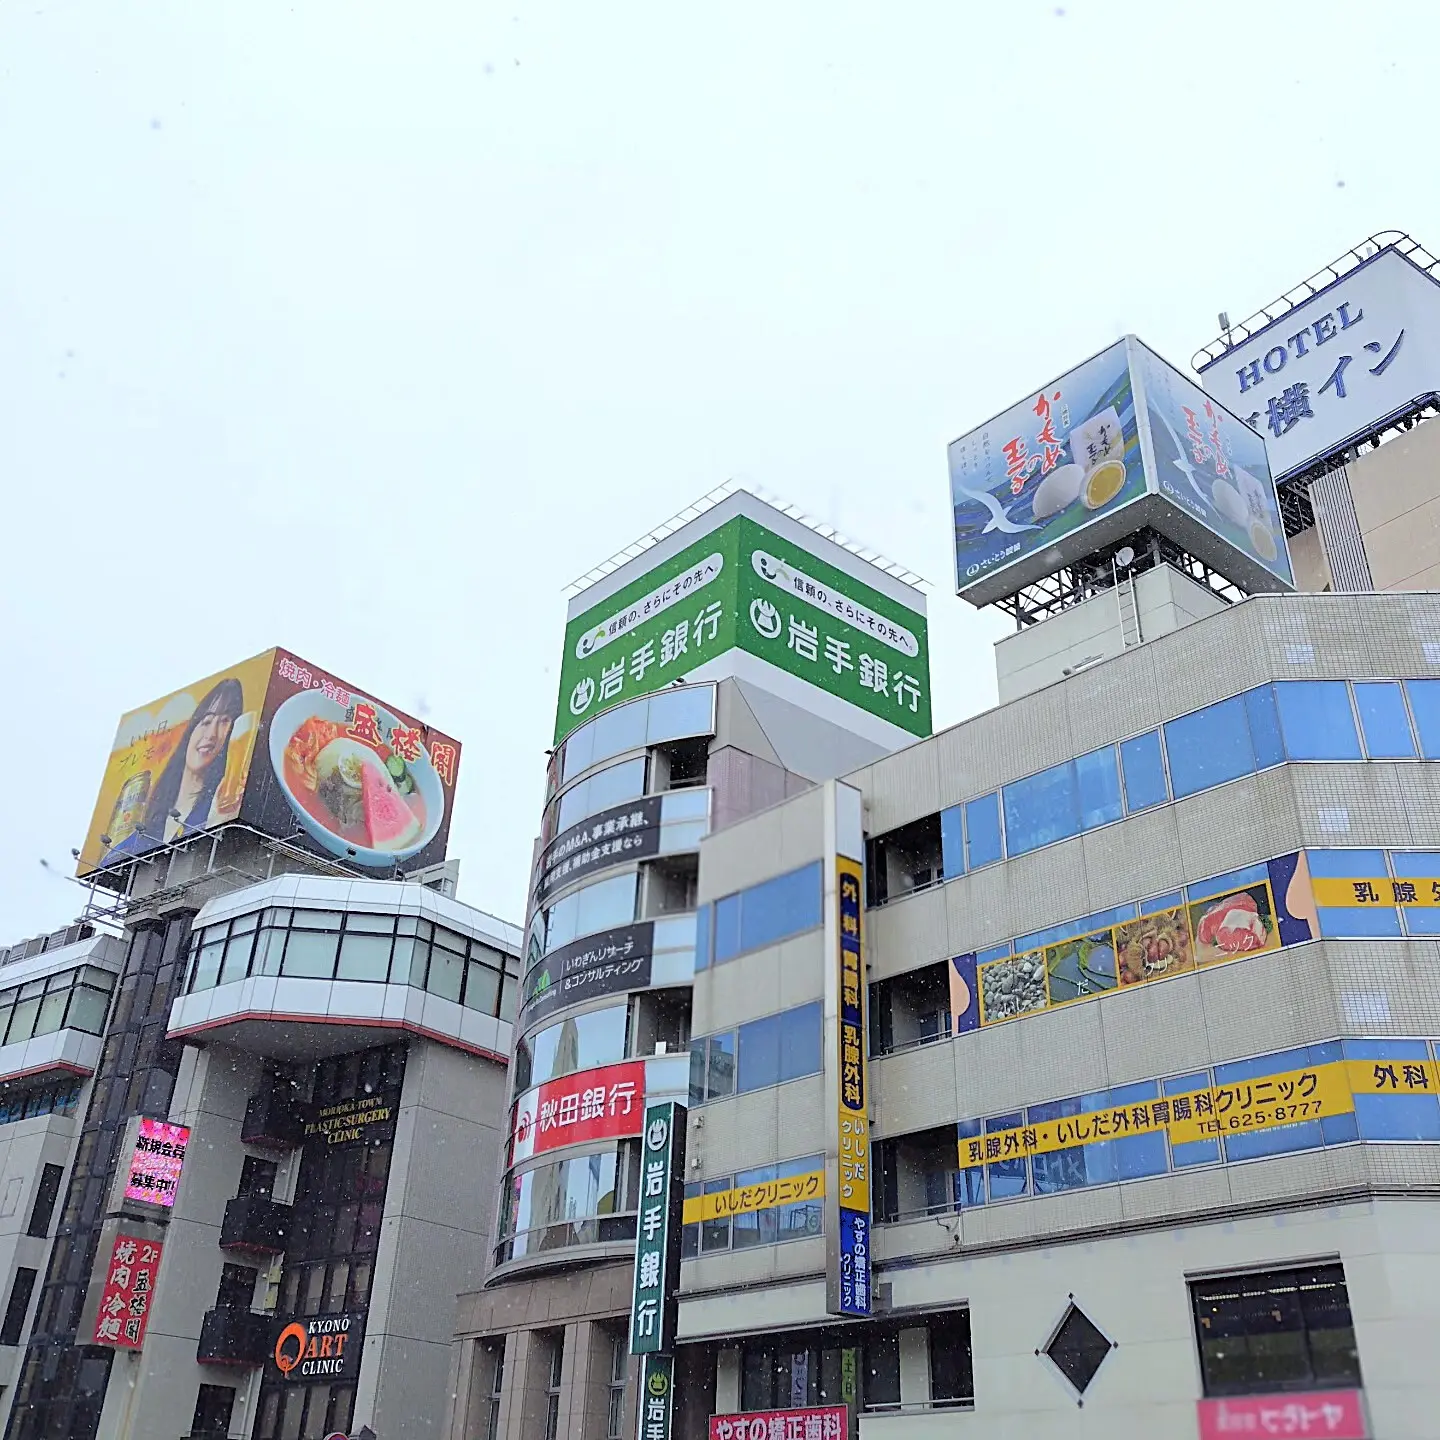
[[1082, 903, 1137, 931], [1308, 848, 1387, 878], [713, 895, 741, 964], [975, 944, 1011, 964], [1215, 1044, 1339, 1161], [688, 1043, 707, 1107], [1244, 685, 1286, 769], [953, 1167, 985, 1208], [1354, 682, 1417, 759], [705, 1032, 736, 1102], [940, 806, 965, 880], [778, 1002, 823, 1082], [1164, 1072, 1220, 1168], [1076, 748, 1123, 830], [737, 862, 822, 956], [1393, 852, 1440, 935], [1028, 1095, 1091, 1194], [1141, 892, 1183, 914], [736, 1013, 782, 1093], [1003, 762, 1079, 858], [1404, 680, 1440, 758], [1164, 697, 1254, 799], [1015, 917, 1085, 954], [1274, 681, 1362, 761], [1308, 849, 1403, 939], [965, 794, 1002, 869], [1343, 1038, 1440, 1140], [983, 1113, 1028, 1199], [1119, 731, 1168, 813], [694, 904, 712, 972], [1315, 905, 1404, 939], [1186, 863, 1271, 903], [955, 1121, 984, 1208]]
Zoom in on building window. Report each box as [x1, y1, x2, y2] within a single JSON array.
[[1190, 1264, 1362, 1398], [606, 1333, 627, 1440], [215, 1262, 258, 1311], [862, 1331, 900, 1409], [1044, 1302, 1113, 1396], [543, 1331, 564, 1440], [0, 1268, 37, 1347], [25, 1165, 64, 1239], [480, 1338, 504, 1440], [190, 1383, 236, 1437], [704, 862, 824, 967]]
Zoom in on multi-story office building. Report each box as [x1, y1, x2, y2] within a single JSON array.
[[2, 649, 521, 1440], [451, 275, 1440, 1439], [448, 490, 934, 1440]]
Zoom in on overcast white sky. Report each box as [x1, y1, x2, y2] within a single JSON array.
[[3, 1, 1438, 941]]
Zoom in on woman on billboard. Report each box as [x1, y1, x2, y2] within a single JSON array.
[[102, 678, 246, 861]]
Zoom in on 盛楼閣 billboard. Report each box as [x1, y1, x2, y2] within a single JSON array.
[[1196, 240, 1440, 482], [555, 511, 931, 745], [950, 336, 1292, 606], [78, 648, 462, 878]]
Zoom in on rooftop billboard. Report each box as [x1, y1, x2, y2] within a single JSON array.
[[1196, 240, 1440, 482], [78, 648, 461, 878], [556, 496, 930, 747], [950, 335, 1293, 606]]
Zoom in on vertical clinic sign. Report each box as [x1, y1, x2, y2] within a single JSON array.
[[630, 1101, 685, 1354], [124, 1118, 190, 1208], [830, 857, 871, 1317], [555, 509, 931, 747]]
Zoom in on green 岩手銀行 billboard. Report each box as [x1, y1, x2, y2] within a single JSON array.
[[555, 516, 930, 744]]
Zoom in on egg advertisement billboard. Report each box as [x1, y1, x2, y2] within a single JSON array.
[[950, 335, 1293, 607], [79, 648, 461, 878]]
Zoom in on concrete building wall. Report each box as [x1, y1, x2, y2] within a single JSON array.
[[0, 1100, 86, 1431], [359, 1038, 509, 1439], [1349, 417, 1440, 592], [850, 1198, 1435, 1440], [92, 1041, 265, 1440]]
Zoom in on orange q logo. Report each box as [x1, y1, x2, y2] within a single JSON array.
[[274, 1322, 307, 1375]]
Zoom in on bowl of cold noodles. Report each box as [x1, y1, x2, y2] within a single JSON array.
[[267, 690, 444, 866]]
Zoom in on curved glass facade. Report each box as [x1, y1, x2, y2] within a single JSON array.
[[185, 908, 519, 1021], [548, 756, 647, 843], [559, 684, 715, 785], [496, 1143, 639, 1263], [526, 872, 638, 970], [513, 1004, 629, 1094]]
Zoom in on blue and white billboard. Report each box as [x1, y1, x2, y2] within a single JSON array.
[[950, 336, 1293, 605], [1196, 241, 1440, 482]]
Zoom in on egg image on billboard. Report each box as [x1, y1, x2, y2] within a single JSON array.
[[1031, 462, 1084, 519], [1211, 477, 1248, 527], [1081, 460, 1127, 510], [269, 691, 443, 866]]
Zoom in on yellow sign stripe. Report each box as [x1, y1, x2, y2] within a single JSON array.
[[1345, 1057, 1440, 1096], [682, 1170, 826, 1226], [958, 1063, 1355, 1169], [1311, 876, 1440, 908]]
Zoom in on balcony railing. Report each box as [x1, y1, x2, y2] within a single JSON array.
[[196, 1304, 271, 1366], [219, 1193, 292, 1255], [241, 1086, 306, 1150]]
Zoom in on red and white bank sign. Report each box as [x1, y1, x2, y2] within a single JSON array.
[[709, 1407, 846, 1440], [509, 1059, 645, 1165], [92, 1234, 163, 1349], [1196, 1389, 1367, 1439]]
